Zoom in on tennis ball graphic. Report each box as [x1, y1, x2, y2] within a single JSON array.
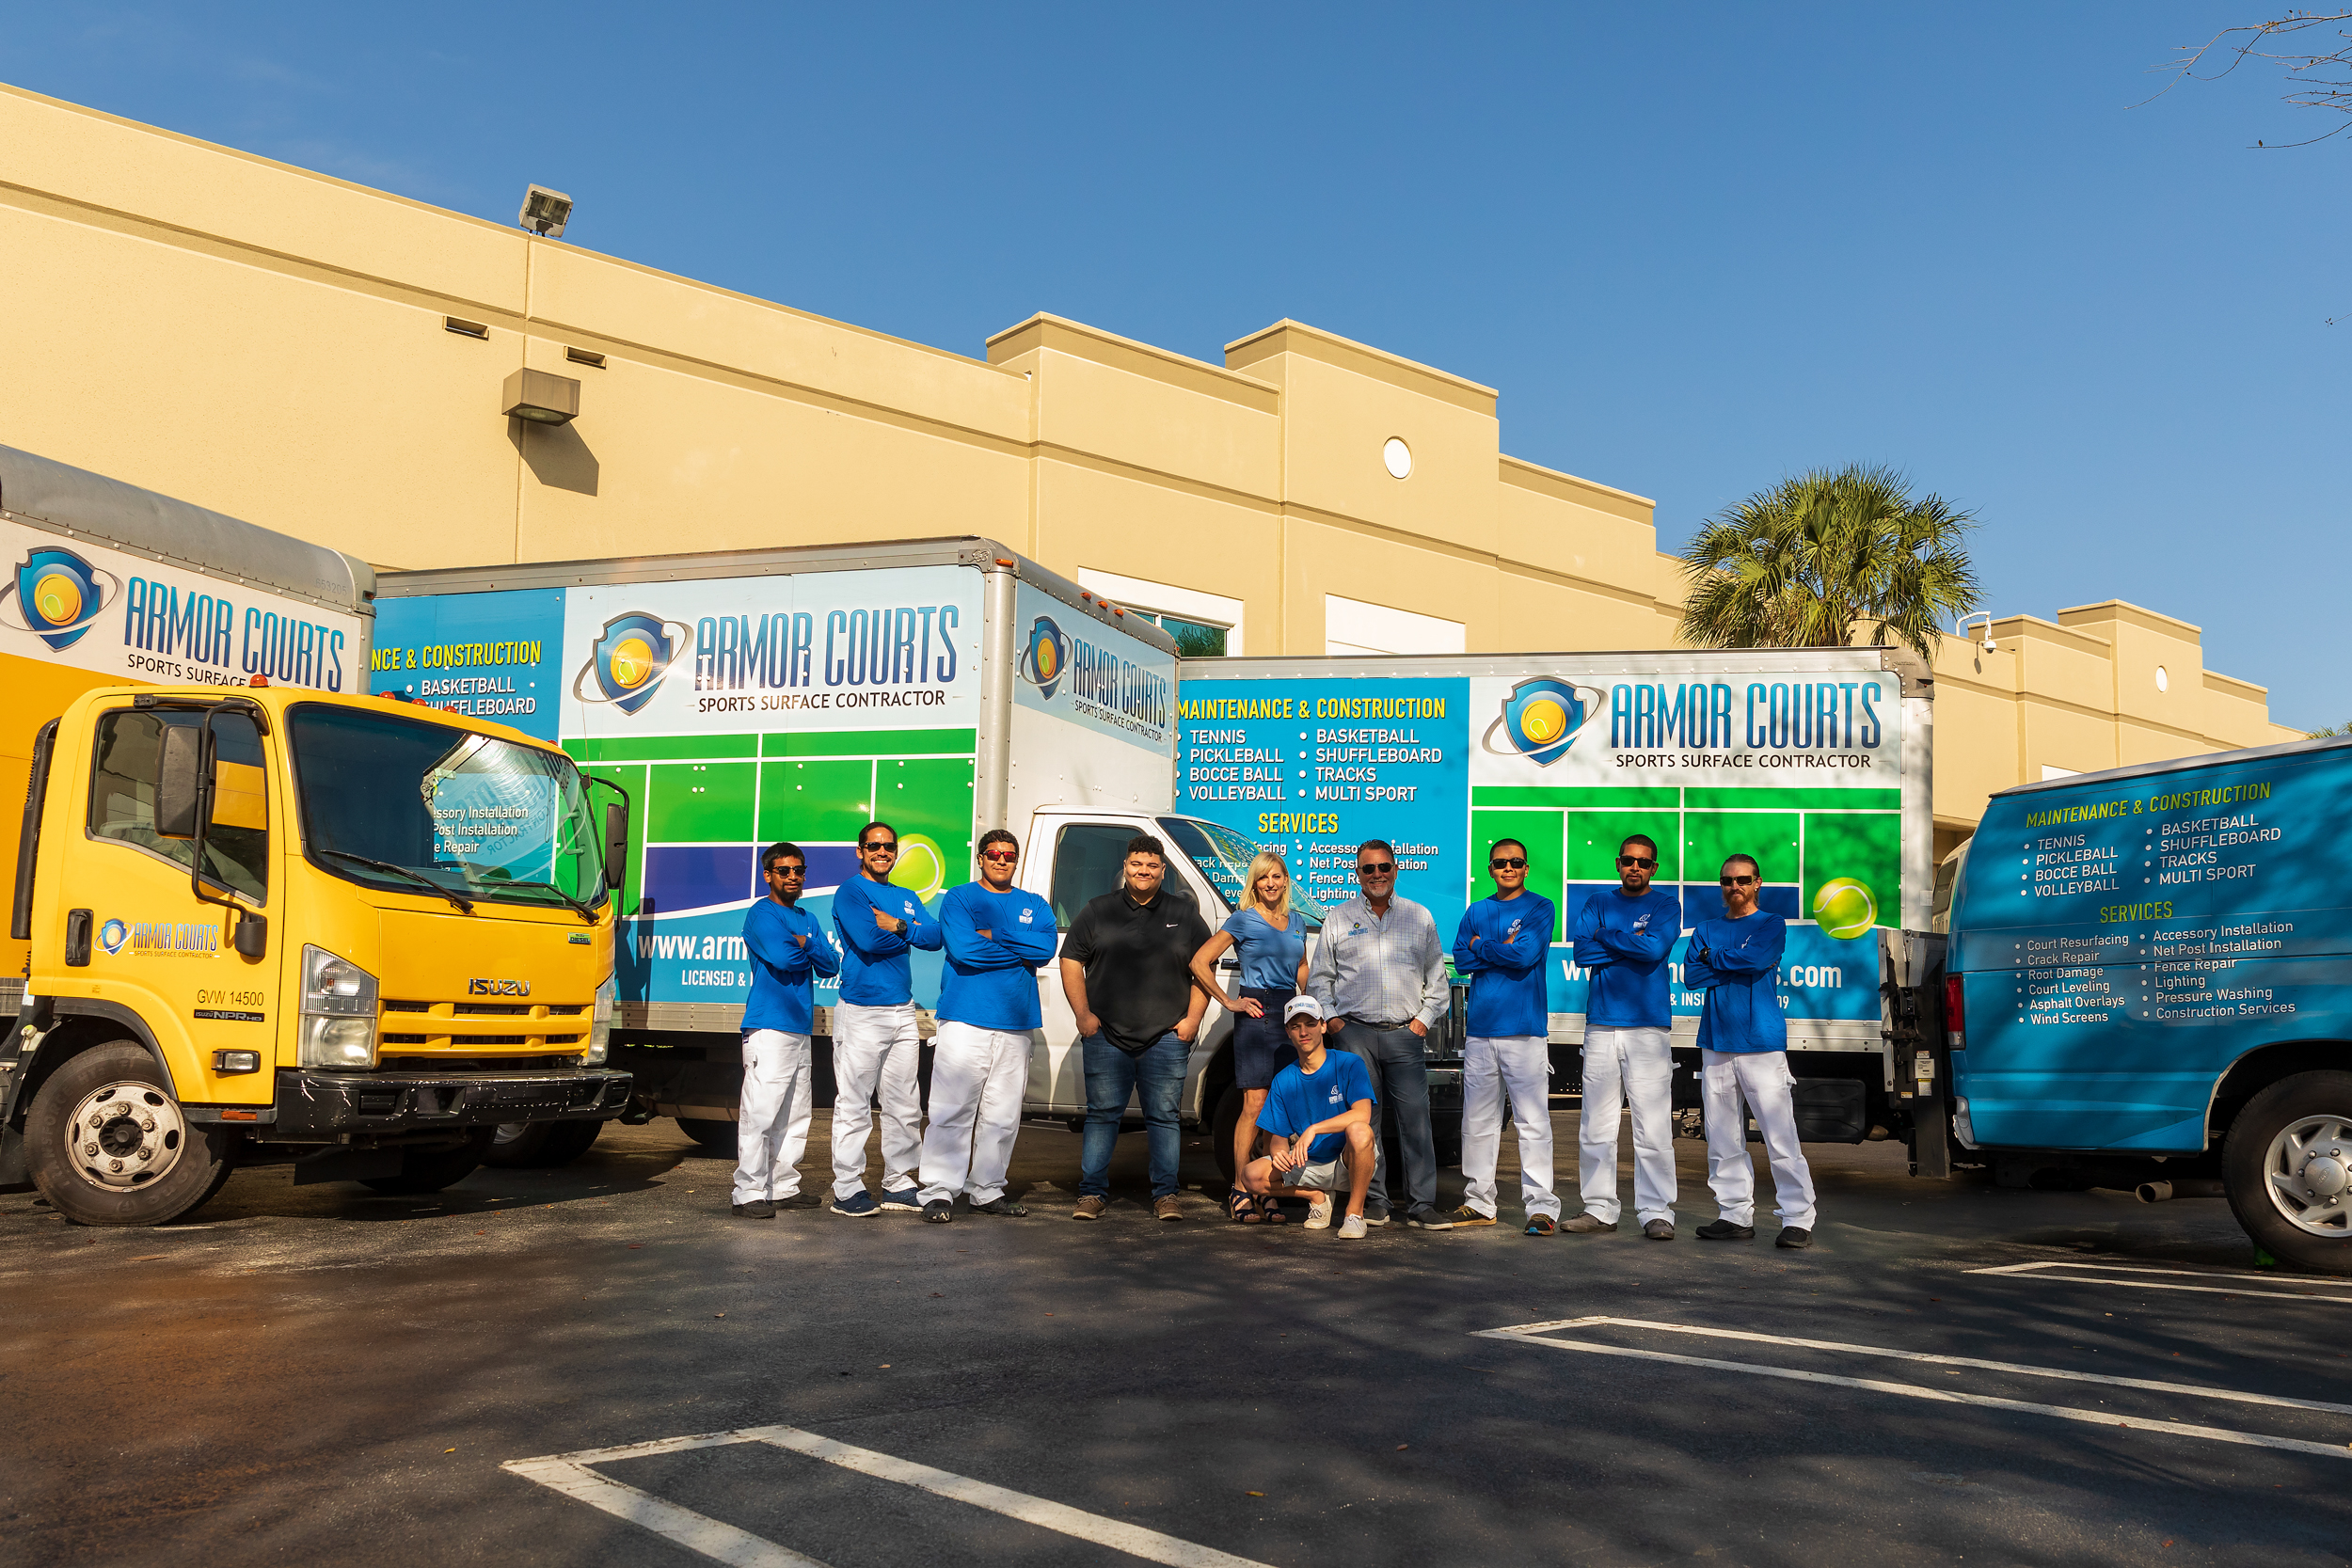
[[1812, 877, 1878, 940], [1518, 696, 1568, 746], [892, 833, 947, 901]]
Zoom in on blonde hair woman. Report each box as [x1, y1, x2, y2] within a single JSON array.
[[1189, 849, 1311, 1222]]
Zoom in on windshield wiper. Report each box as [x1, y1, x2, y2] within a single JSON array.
[[315, 848, 475, 914], [485, 878, 597, 924]]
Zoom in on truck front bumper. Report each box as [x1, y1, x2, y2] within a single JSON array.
[[269, 1068, 633, 1139]]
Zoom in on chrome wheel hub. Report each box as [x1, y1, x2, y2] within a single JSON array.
[[2265, 1115, 2352, 1236], [66, 1082, 184, 1192]]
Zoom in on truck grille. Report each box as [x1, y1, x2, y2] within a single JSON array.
[[374, 999, 594, 1052]]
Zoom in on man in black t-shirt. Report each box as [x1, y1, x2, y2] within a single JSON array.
[[1060, 834, 1211, 1221]]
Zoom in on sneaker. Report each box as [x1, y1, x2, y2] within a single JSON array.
[[1338, 1212, 1368, 1239], [1524, 1213, 1556, 1236], [1643, 1219, 1676, 1241], [921, 1200, 953, 1223], [777, 1191, 824, 1210], [1776, 1227, 1814, 1250], [970, 1196, 1028, 1217], [1073, 1195, 1108, 1221], [1696, 1218, 1756, 1242], [1303, 1194, 1334, 1230], [1449, 1205, 1498, 1227], [1405, 1205, 1454, 1230], [1153, 1196, 1184, 1221], [731, 1199, 774, 1219], [831, 1191, 882, 1217], [879, 1188, 924, 1212], [1561, 1213, 1619, 1234], [1361, 1208, 1391, 1227]]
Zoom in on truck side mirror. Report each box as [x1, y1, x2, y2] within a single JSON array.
[[603, 801, 630, 897], [155, 724, 203, 839], [233, 911, 268, 958]]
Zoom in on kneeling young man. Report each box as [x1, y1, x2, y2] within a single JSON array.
[[1240, 996, 1379, 1239]]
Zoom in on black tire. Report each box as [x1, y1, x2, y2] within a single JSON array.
[[677, 1116, 738, 1153], [536, 1117, 605, 1165], [359, 1128, 496, 1195], [481, 1120, 554, 1168], [27, 1042, 231, 1227], [2224, 1070, 2352, 1275]]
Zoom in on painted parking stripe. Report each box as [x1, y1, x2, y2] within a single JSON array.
[[1485, 1315, 2352, 1417], [507, 1424, 1276, 1568], [1475, 1318, 2352, 1461], [1967, 1259, 2352, 1299]]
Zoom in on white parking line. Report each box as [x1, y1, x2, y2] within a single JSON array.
[[505, 1424, 1276, 1568], [1475, 1317, 2352, 1461], [1965, 1259, 2352, 1300]]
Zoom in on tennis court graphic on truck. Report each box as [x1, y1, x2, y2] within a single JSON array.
[[1177, 655, 1921, 1045]]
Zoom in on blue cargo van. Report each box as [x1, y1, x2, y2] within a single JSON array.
[[1943, 732, 2352, 1271]]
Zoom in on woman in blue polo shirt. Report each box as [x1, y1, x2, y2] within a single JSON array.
[[1189, 849, 1311, 1222]]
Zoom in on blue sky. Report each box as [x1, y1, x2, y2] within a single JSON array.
[[7, 4, 2344, 726]]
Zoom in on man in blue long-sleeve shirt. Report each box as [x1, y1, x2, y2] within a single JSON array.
[[1685, 853, 1816, 1248], [735, 842, 841, 1217], [1565, 832, 1683, 1239], [1449, 839, 1560, 1233], [916, 829, 1057, 1223], [826, 821, 945, 1217]]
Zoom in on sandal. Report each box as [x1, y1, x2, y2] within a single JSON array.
[[1258, 1195, 1289, 1225], [1228, 1187, 1263, 1224]]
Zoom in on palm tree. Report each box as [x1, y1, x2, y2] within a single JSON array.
[[1677, 464, 1983, 664], [2309, 722, 2350, 737]]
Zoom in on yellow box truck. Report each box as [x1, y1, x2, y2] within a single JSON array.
[[0, 445, 629, 1225]]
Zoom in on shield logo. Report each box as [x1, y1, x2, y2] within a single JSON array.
[[2, 546, 115, 652], [1485, 676, 1600, 767], [1018, 615, 1071, 700], [572, 611, 683, 716]]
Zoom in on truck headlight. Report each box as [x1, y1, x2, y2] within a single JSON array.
[[299, 943, 379, 1069], [585, 973, 614, 1066]]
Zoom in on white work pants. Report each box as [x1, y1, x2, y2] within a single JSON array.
[[1701, 1048, 1818, 1229], [1580, 1026, 1677, 1226], [917, 1022, 1029, 1207], [829, 1002, 925, 1199], [1461, 1036, 1559, 1220], [734, 1029, 814, 1206]]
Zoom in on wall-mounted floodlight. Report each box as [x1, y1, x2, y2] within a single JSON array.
[[502, 367, 580, 425], [518, 184, 573, 237], [1957, 611, 1996, 654]]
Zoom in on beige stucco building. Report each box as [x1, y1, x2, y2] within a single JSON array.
[[0, 84, 2301, 856]]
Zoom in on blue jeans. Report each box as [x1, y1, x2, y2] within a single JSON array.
[[1079, 1032, 1186, 1199], [1339, 1022, 1436, 1214]]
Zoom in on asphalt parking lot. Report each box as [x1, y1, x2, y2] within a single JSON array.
[[3, 1112, 2345, 1568]]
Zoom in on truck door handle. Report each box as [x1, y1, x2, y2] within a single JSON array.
[[65, 908, 93, 966]]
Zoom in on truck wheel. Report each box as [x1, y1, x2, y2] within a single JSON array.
[[536, 1117, 606, 1165], [2224, 1070, 2352, 1275], [27, 1042, 230, 1227], [482, 1121, 554, 1168], [359, 1129, 496, 1195], [677, 1116, 738, 1153]]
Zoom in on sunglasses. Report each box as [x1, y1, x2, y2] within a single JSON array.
[[1617, 855, 1656, 868], [767, 863, 805, 878], [1719, 875, 1757, 886], [1489, 857, 1527, 870], [860, 840, 898, 854], [980, 850, 1019, 863], [1357, 862, 1396, 876]]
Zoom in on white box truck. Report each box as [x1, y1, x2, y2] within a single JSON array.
[[371, 540, 1279, 1164]]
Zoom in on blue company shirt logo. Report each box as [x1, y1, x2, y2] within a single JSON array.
[[1481, 676, 1607, 768], [1016, 615, 1071, 701], [1, 546, 119, 653], [98, 918, 129, 956], [571, 611, 691, 716]]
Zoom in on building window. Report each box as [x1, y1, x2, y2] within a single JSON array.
[[1076, 569, 1242, 657], [1323, 594, 1465, 657]]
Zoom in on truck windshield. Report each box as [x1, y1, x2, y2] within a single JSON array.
[[1157, 816, 1327, 928], [287, 704, 607, 913]]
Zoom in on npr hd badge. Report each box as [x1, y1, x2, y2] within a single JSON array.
[[572, 610, 691, 716]]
